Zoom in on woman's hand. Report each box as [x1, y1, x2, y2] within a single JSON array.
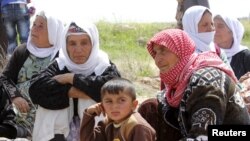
[[53, 73, 74, 85], [239, 72, 250, 83], [68, 87, 91, 99], [12, 97, 30, 113]]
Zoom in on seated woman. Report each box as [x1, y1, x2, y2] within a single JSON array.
[[214, 14, 250, 79], [139, 28, 250, 141], [182, 5, 229, 65], [0, 10, 64, 139], [182, 5, 215, 53], [29, 20, 121, 141]]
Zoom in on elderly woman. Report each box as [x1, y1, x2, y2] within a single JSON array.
[[29, 20, 121, 141], [214, 14, 250, 79], [142, 29, 250, 141], [0, 11, 64, 139], [182, 5, 230, 67], [182, 5, 216, 53]]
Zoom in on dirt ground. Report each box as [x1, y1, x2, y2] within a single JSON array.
[[135, 76, 160, 104]]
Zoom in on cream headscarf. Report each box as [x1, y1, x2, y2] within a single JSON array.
[[56, 20, 110, 76], [215, 14, 248, 61], [27, 11, 64, 60], [182, 5, 216, 53]]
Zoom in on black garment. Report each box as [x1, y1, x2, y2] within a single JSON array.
[[140, 67, 250, 141], [1, 43, 60, 138], [2, 44, 30, 85], [0, 124, 16, 138], [50, 134, 66, 141], [29, 60, 121, 110], [230, 49, 250, 79], [0, 76, 18, 139]]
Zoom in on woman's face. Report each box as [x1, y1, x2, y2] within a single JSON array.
[[153, 45, 179, 73], [214, 17, 233, 49], [198, 11, 215, 33], [31, 16, 51, 48], [66, 34, 92, 64]]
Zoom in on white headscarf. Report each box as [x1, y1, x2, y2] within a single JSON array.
[[56, 20, 110, 76], [27, 11, 64, 60], [215, 14, 248, 59], [182, 5, 216, 53]]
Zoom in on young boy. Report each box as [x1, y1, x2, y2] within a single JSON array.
[[80, 78, 156, 141]]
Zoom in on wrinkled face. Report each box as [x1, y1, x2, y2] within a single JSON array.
[[153, 45, 179, 73], [198, 11, 215, 33], [31, 16, 51, 48], [102, 92, 138, 124], [214, 17, 233, 49], [66, 34, 92, 64]]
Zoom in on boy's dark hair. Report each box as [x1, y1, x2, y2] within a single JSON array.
[[101, 78, 136, 100]]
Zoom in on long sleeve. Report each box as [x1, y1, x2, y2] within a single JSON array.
[[73, 61, 121, 102], [2, 44, 28, 98], [0, 75, 22, 98], [80, 112, 106, 141], [29, 61, 71, 110], [180, 67, 250, 139], [2, 44, 29, 84], [231, 49, 250, 79]]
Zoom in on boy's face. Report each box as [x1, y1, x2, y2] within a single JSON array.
[[102, 92, 138, 124]]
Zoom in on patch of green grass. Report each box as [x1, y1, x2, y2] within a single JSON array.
[[241, 20, 250, 47], [96, 20, 250, 81], [96, 21, 175, 80]]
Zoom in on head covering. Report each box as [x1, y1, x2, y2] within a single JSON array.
[[66, 22, 87, 36], [56, 20, 110, 76], [147, 29, 237, 108], [27, 11, 64, 60], [214, 14, 248, 60], [182, 5, 215, 53]]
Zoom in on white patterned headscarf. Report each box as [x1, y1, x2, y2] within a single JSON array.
[[182, 5, 216, 53], [56, 20, 110, 76], [215, 14, 248, 60], [27, 11, 64, 60]]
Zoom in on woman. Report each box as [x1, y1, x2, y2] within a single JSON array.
[[214, 14, 250, 79], [29, 20, 121, 141], [0, 11, 64, 139], [182, 5, 215, 53], [175, 0, 210, 29], [182, 5, 230, 68], [142, 29, 250, 140]]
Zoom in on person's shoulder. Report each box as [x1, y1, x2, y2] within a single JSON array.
[[190, 67, 223, 84], [122, 112, 156, 138], [193, 67, 220, 76], [13, 43, 28, 53], [127, 112, 154, 128], [241, 49, 250, 56]]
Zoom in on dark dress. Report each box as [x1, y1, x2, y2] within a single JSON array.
[[230, 49, 250, 79]]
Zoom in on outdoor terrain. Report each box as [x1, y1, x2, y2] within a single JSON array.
[[1, 20, 249, 103], [97, 20, 250, 103], [96, 21, 175, 103]]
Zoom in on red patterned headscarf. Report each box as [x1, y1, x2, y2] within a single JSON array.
[[147, 29, 237, 108]]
